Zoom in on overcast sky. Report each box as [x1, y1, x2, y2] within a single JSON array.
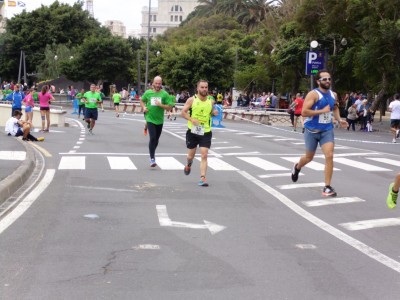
[[23, 0, 158, 32]]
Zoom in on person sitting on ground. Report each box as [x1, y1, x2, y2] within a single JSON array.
[[5, 110, 44, 141]]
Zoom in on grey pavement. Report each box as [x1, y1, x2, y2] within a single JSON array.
[[0, 108, 393, 207], [0, 136, 35, 205]]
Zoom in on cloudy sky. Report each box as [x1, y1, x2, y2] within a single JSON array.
[[8, 0, 158, 32]]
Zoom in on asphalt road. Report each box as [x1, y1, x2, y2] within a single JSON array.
[[1, 110, 400, 299]]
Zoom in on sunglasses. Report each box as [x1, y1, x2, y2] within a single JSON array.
[[319, 77, 332, 82]]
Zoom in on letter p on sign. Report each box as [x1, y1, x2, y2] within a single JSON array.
[[308, 52, 318, 63]]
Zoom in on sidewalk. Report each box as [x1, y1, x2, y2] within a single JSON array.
[[0, 136, 35, 205]]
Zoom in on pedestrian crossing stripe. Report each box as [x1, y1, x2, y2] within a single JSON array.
[[56, 155, 397, 172], [334, 157, 391, 171], [302, 197, 365, 207], [0, 151, 26, 160], [366, 157, 400, 167], [107, 156, 137, 170], [281, 157, 340, 171], [339, 218, 400, 231], [238, 157, 289, 171]]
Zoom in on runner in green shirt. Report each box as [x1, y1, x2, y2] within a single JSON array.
[[140, 76, 172, 167], [82, 84, 102, 135], [112, 87, 122, 117]]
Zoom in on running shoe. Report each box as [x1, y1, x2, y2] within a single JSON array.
[[386, 183, 398, 209], [396, 129, 400, 139], [322, 185, 337, 197], [393, 138, 396, 143], [144, 128, 148, 136], [184, 165, 191, 175], [88, 129, 93, 135], [37, 137, 45, 142], [198, 177, 209, 187], [150, 158, 157, 168], [291, 163, 301, 182]]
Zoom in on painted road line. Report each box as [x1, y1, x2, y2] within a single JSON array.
[[237, 170, 400, 274], [339, 218, 400, 231], [273, 138, 297, 141], [196, 157, 238, 171], [277, 182, 325, 190], [0, 169, 55, 235], [302, 197, 365, 207], [0, 151, 26, 160], [291, 142, 305, 145], [28, 142, 52, 157], [366, 157, 400, 167], [235, 132, 253, 135], [259, 172, 304, 179], [107, 156, 137, 170], [334, 157, 391, 171], [224, 152, 260, 156], [239, 157, 289, 171], [155, 157, 185, 170], [281, 156, 340, 171], [58, 156, 85, 169], [253, 135, 275, 138], [156, 205, 226, 235], [212, 141, 229, 144], [213, 146, 242, 150]]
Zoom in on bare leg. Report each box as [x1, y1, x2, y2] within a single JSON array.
[[321, 142, 334, 186]]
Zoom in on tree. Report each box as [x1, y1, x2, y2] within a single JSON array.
[[0, 1, 109, 80], [61, 35, 134, 82]]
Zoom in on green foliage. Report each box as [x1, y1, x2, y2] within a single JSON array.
[[0, 1, 109, 80]]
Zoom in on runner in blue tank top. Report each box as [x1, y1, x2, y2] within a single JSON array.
[[291, 70, 348, 197]]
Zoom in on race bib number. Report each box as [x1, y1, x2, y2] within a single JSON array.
[[90, 98, 97, 103], [318, 112, 332, 124], [191, 125, 205, 136], [150, 97, 161, 106]]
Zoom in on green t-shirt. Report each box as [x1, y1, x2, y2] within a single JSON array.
[[141, 89, 171, 125], [169, 95, 176, 106], [113, 93, 121, 103], [83, 91, 102, 109], [76, 92, 84, 105], [33, 92, 39, 102]]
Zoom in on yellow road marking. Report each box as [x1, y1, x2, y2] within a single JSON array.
[[28, 142, 52, 157]]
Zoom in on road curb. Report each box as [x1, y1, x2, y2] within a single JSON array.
[[0, 139, 35, 205]]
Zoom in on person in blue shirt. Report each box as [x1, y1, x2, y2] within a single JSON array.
[[5, 84, 25, 116], [291, 70, 348, 197]]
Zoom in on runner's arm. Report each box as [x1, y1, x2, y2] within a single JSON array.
[[301, 91, 330, 117]]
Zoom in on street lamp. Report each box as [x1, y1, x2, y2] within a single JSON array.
[[144, 0, 151, 90], [54, 55, 59, 78], [309, 40, 318, 90]]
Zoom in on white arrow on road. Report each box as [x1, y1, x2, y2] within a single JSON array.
[[156, 205, 226, 235]]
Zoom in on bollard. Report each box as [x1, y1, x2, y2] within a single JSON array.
[[71, 98, 79, 114], [212, 104, 225, 128]]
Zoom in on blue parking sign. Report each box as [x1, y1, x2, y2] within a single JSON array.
[[305, 51, 325, 75]]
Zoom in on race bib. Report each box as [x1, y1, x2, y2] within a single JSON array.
[[191, 125, 205, 136], [150, 97, 161, 106], [318, 112, 332, 124], [90, 98, 97, 103]]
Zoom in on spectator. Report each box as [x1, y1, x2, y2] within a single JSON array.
[[347, 103, 358, 131], [5, 110, 44, 141], [389, 93, 400, 143], [5, 83, 25, 116]]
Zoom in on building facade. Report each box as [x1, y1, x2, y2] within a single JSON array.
[[104, 20, 126, 38], [140, 0, 198, 37]]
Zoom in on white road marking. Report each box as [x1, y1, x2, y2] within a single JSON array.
[[213, 146, 242, 150], [281, 157, 340, 171], [235, 132, 253, 135], [237, 170, 400, 273], [212, 141, 229, 144], [223, 152, 260, 156], [0, 169, 55, 235], [155, 157, 185, 170], [366, 157, 400, 167], [302, 197, 365, 207], [239, 157, 289, 171], [334, 157, 391, 171], [259, 172, 304, 179], [277, 182, 325, 190], [71, 185, 137, 192], [196, 157, 238, 171], [339, 218, 400, 231], [58, 156, 85, 169], [253, 135, 275, 138], [274, 138, 298, 141], [156, 205, 226, 235], [73, 146, 80, 149], [291, 142, 305, 145], [132, 244, 160, 250], [107, 156, 137, 170], [0, 151, 26, 160]]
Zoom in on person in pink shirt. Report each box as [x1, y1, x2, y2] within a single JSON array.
[[38, 85, 55, 132], [22, 88, 35, 124]]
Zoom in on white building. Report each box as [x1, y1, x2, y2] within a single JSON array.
[[140, 0, 199, 37], [104, 20, 126, 38]]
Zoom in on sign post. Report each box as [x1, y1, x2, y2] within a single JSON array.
[[306, 50, 325, 90]]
